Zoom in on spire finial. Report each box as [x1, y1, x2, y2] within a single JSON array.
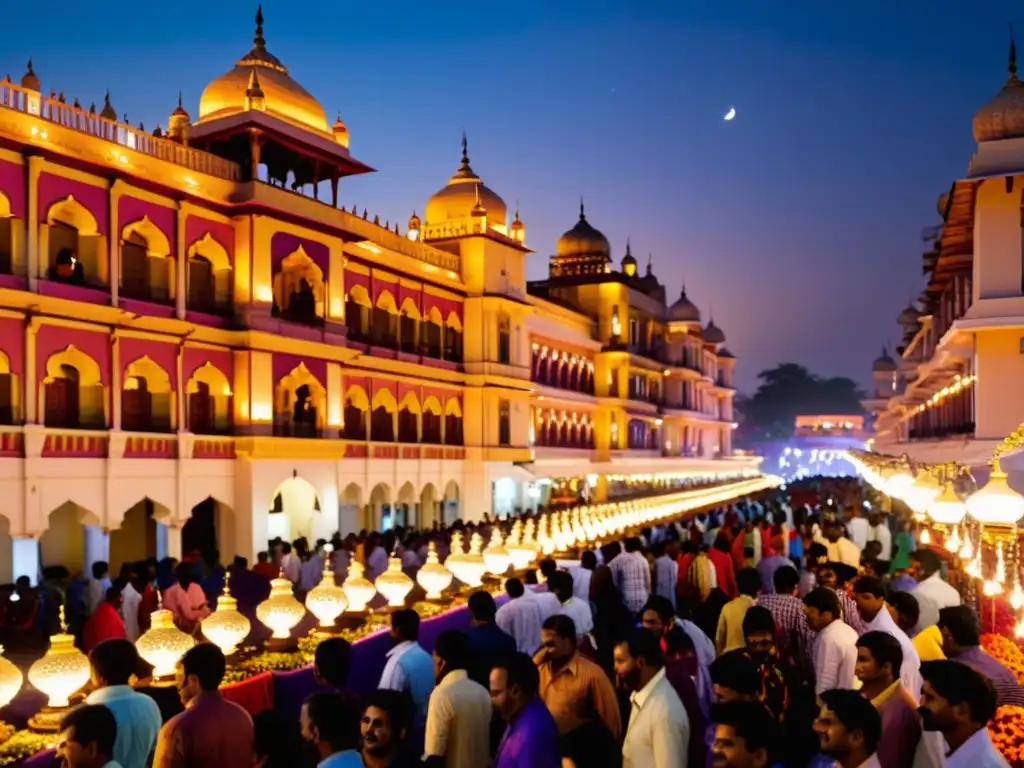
[[514, 199, 520, 219], [26, 58, 34, 75], [625, 237, 632, 256], [579, 197, 586, 221], [461, 131, 469, 162], [646, 253, 653, 275], [254, 5, 266, 50]]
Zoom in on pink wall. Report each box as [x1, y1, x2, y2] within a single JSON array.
[[0, 318, 24, 378], [423, 294, 462, 324], [38, 173, 108, 236], [119, 337, 178, 389], [36, 325, 110, 386], [185, 216, 234, 263], [118, 196, 174, 254], [270, 232, 329, 271], [344, 375, 369, 395], [345, 270, 369, 295], [272, 354, 326, 386], [183, 347, 233, 383], [0, 160, 25, 218]]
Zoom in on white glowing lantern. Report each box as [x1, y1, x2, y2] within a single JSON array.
[[966, 461, 1024, 527], [448, 533, 487, 588], [136, 599, 196, 680], [306, 546, 349, 627], [256, 573, 306, 640], [27, 609, 87, 711], [928, 482, 967, 526], [342, 561, 377, 613], [375, 557, 414, 608], [883, 468, 915, 500], [0, 646, 22, 709], [417, 542, 453, 599], [483, 529, 512, 577], [904, 472, 941, 516], [201, 589, 251, 656]]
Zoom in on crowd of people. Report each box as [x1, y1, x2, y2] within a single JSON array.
[[26, 477, 1024, 767]]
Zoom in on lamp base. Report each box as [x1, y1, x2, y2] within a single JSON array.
[[266, 636, 298, 652], [29, 706, 70, 733]]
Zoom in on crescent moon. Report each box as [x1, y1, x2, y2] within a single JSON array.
[[724, 107, 736, 121]]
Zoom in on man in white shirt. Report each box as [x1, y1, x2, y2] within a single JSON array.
[[613, 628, 688, 768], [570, 551, 596, 602], [813, 689, 884, 768], [280, 542, 301, 583], [910, 549, 961, 635], [608, 538, 652, 614], [866, 513, 892, 562], [120, 565, 144, 643], [652, 542, 679, 611], [852, 575, 922, 699], [550, 571, 593, 638], [846, 508, 870, 551], [496, 578, 544, 655], [378, 609, 435, 730], [918, 659, 1009, 768], [804, 587, 859, 694], [423, 630, 492, 768]]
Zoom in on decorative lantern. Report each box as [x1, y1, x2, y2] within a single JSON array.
[[929, 482, 968, 526], [883, 467, 914, 500], [0, 646, 22, 710], [136, 597, 195, 681], [483, 529, 512, 577], [417, 542, 453, 600], [904, 472, 941, 517], [306, 545, 349, 627], [966, 460, 1024, 528], [342, 561, 377, 613], [506, 524, 537, 572], [27, 608, 90, 730], [256, 572, 305, 645], [375, 556, 414, 608], [201, 587, 250, 657], [445, 532, 487, 588]]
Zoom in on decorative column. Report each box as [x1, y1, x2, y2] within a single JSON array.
[[175, 203, 187, 320], [109, 180, 122, 306], [11, 538, 40, 585], [83, 525, 110, 573], [24, 317, 38, 424], [111, 335, 121, 431], [25, 155, 44, 292]]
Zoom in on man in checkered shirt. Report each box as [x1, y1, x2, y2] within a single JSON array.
[[757, 564, 816, 675], [608, 537, 651, 614]]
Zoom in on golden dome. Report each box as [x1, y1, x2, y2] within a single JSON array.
[[425, 134, 507, 226], [20, 60, 39, 91], [668, 286, 701, 323], [556, 202, 611, 261], [198, 7, 333, 137], [974, 36, 1024, 143]]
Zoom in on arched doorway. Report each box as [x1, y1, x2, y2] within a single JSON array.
[[419, 483, 439, 530], [395, 482, 417, 529], [109, 499, 169, 573], [182, 497, 234, 564], [40, 502, 98, 575], [268, 476, 322, 544], [367, 483, 391, 532], [443, 480, 460, 525], [339, 483, 362, 537]]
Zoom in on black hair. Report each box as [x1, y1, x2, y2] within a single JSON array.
[[494, 652, 541, 697], [175, 561, 196, 588], [937, 605, 981, 647], [741, 605, 776, 638], [257, 551, 269, 563], [664, 626, 694, 655], [391, 609, 420, 642], [542, 614, 577, 641], [856, 631, 903, 678], [91, 561, 109, 579], [772, 565, 800, 593], [303, 692, 361, 751], [736, 568, 762, 597], [852, 575, 887, 599], [803, 587, 841, 619], [253, 709, 302, 764], [468, 590, 498, 623], [807, 542, 828, 563], [548, 571, 573, 600], [105, 582, 124, 602], [59, 704, 117, 757], [180, 642, 226, 691], [710, 700, 780, 759], [819, 689, 882, 754], [581, 551, 597, 570], [233, 555, 248, 570], [89, 638, 139, 686], [505, 577, 525, 599], [538, 559, 558, 578], [642, 595, 675, 624], [887, 591, 919, 624], [920, 660, 998, 725], [910, 549, 941, 576], [433, 629, 471, 671], [624, 537, 643, 553], [617, 627, 664, 669], [710, 649, 760, 695], [314, 637, 353, 689], [362, 689, 413, 736]]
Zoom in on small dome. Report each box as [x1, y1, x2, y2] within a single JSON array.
[[973, 35, 1024, 142], [668, 286, 701, 323], [332, 113, 349, 148], [621, 240, 638, 277], [897, 304, 921, 327], [702, 319, 726, 345], [408, 211, 421, 231], [100, 91, 117, 121], [718, 347, 735, 360], [425, 134, 507, 226], [171, 92, 190, 119], [20, 59, 39, 91], [873, 347, 897, 372], [556, 202, 610, 261]]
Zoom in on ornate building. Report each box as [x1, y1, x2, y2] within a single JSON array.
[[0, 11, 749, 581]]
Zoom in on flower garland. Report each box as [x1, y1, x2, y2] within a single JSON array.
[[991, 706, 1024, 767], [982, 634, 1024, 687], [0, 729, 57, 766]]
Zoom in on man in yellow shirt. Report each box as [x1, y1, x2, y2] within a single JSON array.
[[716, 568, 761, 655], [887, 590, 945, 661]]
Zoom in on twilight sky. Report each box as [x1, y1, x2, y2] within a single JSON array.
[[7, 1, 1017, 392]]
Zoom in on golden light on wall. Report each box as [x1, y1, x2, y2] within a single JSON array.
[[254, 285, 273, 303]]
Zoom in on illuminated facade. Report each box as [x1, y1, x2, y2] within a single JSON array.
[[0, 11, 750, 581]]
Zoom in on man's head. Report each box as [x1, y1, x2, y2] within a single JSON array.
[[548, 571, 574, 604], [432, 629, 470, 683], [56, 705, 117, 768], [855, 631, 902, 689], [538, 559, 558, 582], [360, 689, 411, 759], [710, 700, 780, 768], [89, 638, 138, 689], [490, 652, 541, 723], [468, 590, 498, 626], [772, 565, 800, 596], [624, 537, 643, 554], [824, 522, 843, 543], [803, 587, 841, 633], [886, 590, 920, 635], [390, 609, 420, 644], [581, 551, 597, 571], [90, 561, 108, 580], [710, 650, 761, 703], [813, 689, 881, 761], [505, 577, 525, 599], [613, 627, 665, 693], [937, 605, 981, 655], [909, 549, 941, 581], [539, 615, 577, 667], [741, 606, 776, 664], [919, 660, 998, 733], [313, 637, 353, 690], [300, 692, 361, 757], [736, 568, 762, 599], [640, 595, 675, 637], [851, 575, 887, 622], [175, 642, 226, 707]]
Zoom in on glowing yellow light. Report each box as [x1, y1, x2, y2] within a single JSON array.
[[417, 542, 453, 600], [256, 573, 305, 640]]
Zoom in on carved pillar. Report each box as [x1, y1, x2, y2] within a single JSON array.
[[25, 155, 43, 291], [175, 203, 187, 320], [111, 335, 121, 430], [109, 180, 122, 306], [330, 176, 339, 208], [176, 341, 185, 432], [248, 130, 263, 182], [24, 317, 38, 424]]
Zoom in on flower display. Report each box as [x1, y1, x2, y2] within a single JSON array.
[[982, 633, 1024, 687], [990, 705, 1024, 767], [0, 729, 58, 766]]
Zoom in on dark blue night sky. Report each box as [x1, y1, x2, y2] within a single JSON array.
[[7, 0, 1017, 391]]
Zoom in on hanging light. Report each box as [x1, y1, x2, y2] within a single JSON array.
[[306, 545, 349, 627], [904, 472, 941, 516], [0, 646, 23, 710], [136, 595, 196, 681], [919, 527, 931, 545], [929, 481, 967, 526], [201, 586, 251, 657], [446, 532, 486, 588], [506, 524, 537, 571], [966, 460, 1024, 527], [946, 525, 962, 554], [375, 556, 414, 608], [342, 560, 377, 613], [417, 542, 453, 600], [256, 572, 305, 644], [883, 466, 915, 500], [27, 608, 88, 730], [959, 527, 974, 561], [483, 529, 512, 577]]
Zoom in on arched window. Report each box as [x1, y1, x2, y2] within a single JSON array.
[[121, 219, 173, 304], [537, 351, 549, 385], [422, 398, 443, 444], [275, 364, 324, 438], [398, 408, 418, 443], [371, 406, 394, 442], [497, 313, 511, 365], [422, 308, 444, 359], [46, 364, 80, 428], [44, 347, 105, 429], [399, 300, 420, 355], [272, 248, 324, 326], [46, 197, 103, 288], [345, 285, 371, 342], [344, 389, 368, 440], [444, 399, 463, 446], [371, 292, 399, 350], [187, 234, 232, 316], [0, 191, 17, 276], [0, 351, 16, 425], [445, 313, 463, 363]]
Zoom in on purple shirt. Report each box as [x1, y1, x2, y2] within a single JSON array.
[[954, 647, 1024, 707], [493, 696, 561, 768], [757, 555, 795, 595]]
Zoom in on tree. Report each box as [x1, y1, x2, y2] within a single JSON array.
[[736, 363, 866, 443]]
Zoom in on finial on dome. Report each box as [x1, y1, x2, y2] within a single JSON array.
[[20, 58, 40, 91], [461, 131, 469, 163], [625, 237, 632, 257], [1010, 23, 1019, 80], [646, 253, 653, 275], [178, 91, 183, 109], [579, 197, 586, 221], [100, 90, 116, 121], [471, 183, 487, 217], [254, 5, 266, 50]]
